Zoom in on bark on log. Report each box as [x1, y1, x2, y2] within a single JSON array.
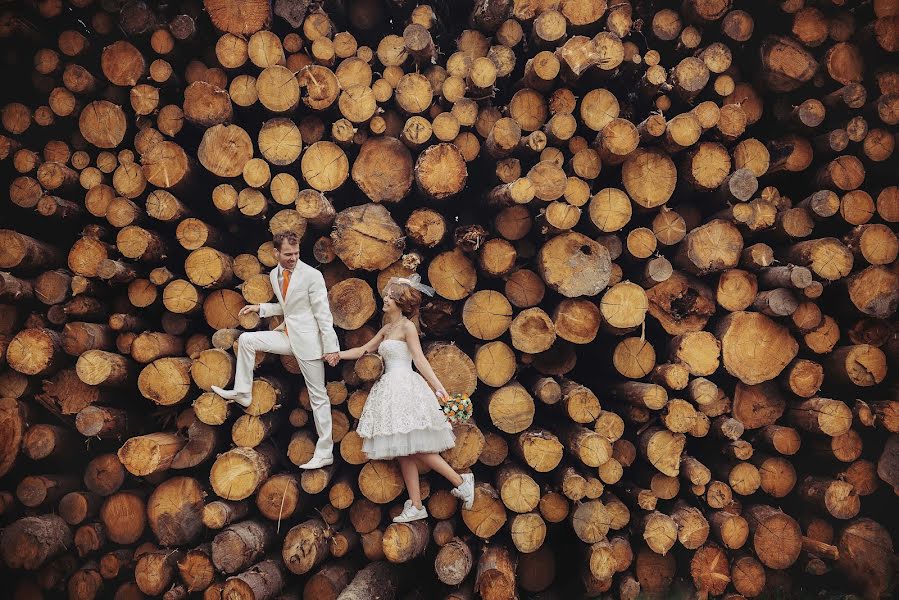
[[1, 514, 73, 569], [336, 561, 399, 600]]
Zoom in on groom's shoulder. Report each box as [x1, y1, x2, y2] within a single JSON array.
[[300, 260, 325, 279]]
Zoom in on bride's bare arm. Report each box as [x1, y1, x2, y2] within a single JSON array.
[[338, 327, 385, 361], [403, 321, 448, 398]]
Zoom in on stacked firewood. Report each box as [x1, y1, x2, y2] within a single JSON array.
[[1, 0, 897, 598]]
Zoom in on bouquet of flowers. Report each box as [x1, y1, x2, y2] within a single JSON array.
[[438, 392, 473, 424]]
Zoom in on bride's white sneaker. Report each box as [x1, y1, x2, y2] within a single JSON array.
[[393, 500, 428, 523], [211, 385, 252, 407], [300, 455, 333, 470], [451, 473, 475, 510]]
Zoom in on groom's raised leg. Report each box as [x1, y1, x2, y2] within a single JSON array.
[[298, 358, 333, 467], [214, 331, 292, 407]]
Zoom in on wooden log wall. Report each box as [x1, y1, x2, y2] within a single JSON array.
[[0, 0, 898, 599]]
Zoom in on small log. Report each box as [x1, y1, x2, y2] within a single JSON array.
[[210, 446, 278, 501], [744, 505, 802, 569], [336, 561, 399, 600], [222, 559, 285, 600], [0, 514, 72, 569], [212, 520, 276, 575]]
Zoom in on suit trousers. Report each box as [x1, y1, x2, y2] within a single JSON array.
[[234, 331, 333, 458]]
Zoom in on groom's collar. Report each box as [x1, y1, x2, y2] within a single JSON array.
[[277, 260, 307, 275]]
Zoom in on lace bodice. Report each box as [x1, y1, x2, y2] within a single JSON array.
[[379, 339, 414, 372]]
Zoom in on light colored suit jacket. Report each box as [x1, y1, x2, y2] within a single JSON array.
[[259, 260, 340, 360]]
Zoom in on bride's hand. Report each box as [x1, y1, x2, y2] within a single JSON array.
[[435, 388, 449, 400]]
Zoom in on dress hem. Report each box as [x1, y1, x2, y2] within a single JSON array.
[[360, 426, 456, 460]]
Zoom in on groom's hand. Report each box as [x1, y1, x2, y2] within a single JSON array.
[[322, 352, 339, 366], [239, 304, 261, 316]]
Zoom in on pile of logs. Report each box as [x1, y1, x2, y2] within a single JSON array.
[[1, 0, 898, 598]]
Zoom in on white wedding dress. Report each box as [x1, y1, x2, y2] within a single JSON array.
[[356, 339, 456, 460]]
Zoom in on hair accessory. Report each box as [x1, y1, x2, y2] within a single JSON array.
[[388, 273, 435, 296]]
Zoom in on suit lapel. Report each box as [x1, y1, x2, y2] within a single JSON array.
[[272, 266, 284, 305], [273, 262, 307, 307]]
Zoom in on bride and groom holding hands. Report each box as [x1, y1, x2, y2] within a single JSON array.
[[212, 232, 475, 523]]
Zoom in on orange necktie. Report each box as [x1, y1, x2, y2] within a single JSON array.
[[281, 269, 291, 335]]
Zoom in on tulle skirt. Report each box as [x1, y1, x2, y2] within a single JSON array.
[[361, 427, 456, 460], [357, 367, 456, 460]]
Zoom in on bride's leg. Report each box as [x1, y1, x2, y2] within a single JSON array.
[[396, 456, 423, 508], [416, 453, 463, 487], [412, 455, 431, 473]]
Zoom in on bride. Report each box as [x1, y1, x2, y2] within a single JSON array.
[[335, 275, 475, 523]]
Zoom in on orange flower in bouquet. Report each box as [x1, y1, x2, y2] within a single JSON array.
[[438, 392, 472, 424]]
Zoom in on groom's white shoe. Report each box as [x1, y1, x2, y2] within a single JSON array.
[[211, 385, 252, 408], [300, 455, 333, 470]]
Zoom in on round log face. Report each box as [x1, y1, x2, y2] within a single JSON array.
[[198, 124, 253, 177], [623, 148, 677, 208], [138, 358, 192, 405], [462, 484, 507, 539], [847, 266, 898, 318], [429, 249, 477, 300], [210, 448, 271, 501], [414, 143, 467, 200], [553, 299, 600, 344], [425, 342, 477, 398], [101, 41, 145, 86], [147, 476, 204, 546], [489, 385, 534, 434], [78, 101, 127, 149], [717, 312, 799, 385], [474, 341, 516, 388], [331, 203, 404, 271], [257, 65, 299, 113], [440, 422, 486, 469], [258, 118, 302, 166], [462, 290, 513, 340], [203, 290, 244, 329], [183, 81, 233, 127], [537, 232, 611, 297], [142, 141, 190, 189], [302, 141, 350, 192], [328, 278, 376, 330], [204, 0, 272, 35], [358, 460, 404, 504], [7, 328, 60, 376], [601, 282, 648, 329], [352, 137, 413, 203]]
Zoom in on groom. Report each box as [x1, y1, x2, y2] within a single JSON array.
[[213, 231, 340, 469]]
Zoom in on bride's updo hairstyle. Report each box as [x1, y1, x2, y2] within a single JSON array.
[[383, 280, 422, 318]]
